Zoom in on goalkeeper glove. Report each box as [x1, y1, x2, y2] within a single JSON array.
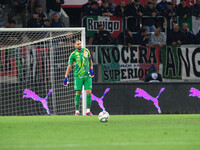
[[63, 76, 69, 86], [88, 68, 94, 78]]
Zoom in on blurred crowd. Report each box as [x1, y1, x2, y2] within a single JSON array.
[[82, 0, 200, 45], [0, 0, 65, 28], [0, 0, 200, 45]]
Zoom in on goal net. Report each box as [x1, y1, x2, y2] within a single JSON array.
[[0, 28, 86, 116]]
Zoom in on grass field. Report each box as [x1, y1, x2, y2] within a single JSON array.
[[0, 115, 200, 150]]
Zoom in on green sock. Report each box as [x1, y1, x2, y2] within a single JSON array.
[[75, 93, 81, 111], [86, 94, 92, 109]]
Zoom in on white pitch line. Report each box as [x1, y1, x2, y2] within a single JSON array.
[[0, 142, 199, 149]]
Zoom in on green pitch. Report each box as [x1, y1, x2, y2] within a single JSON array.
[[0, 115, 200, 150]]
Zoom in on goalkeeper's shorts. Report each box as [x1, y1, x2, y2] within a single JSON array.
[[74, 76, 92, 91]]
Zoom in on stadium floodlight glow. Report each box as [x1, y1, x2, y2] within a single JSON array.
[[134, 88, 165, 114], [23, 89, 52, 114]]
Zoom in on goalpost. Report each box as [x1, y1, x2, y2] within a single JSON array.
[[0, 28, 87, 116]]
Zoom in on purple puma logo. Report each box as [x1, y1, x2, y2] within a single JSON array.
[[81, 88, 110, 111], [189, 87, 200, 98], [23, 89, 52, 114], [134, 88, 165, 113]]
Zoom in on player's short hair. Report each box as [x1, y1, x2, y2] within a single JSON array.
[[74, 40, 81, 44]]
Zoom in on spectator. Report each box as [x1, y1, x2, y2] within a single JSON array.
[[176, 0, 191, 19], [160, 2, 176, 30], [99, 0, 113, 17], [196, 30, 200, 44], [48, 0, 64, 17], [156, 0, 167, 13], [191, 0, 200, 20], [0, 0, 6, 9], [142, 0, 149, 7], [127, 0, 133, 4], [144, 64, 162, 82], [85, 1, 100, 16], [50, 13, 64, 27], [151, 28, 166, 62], [152, 0, 158, 8], [3, 21, 10, 28], [115, 0, 126, 18], [151, 28, 166, 47], [134, 27, 149, 46], [167, 24, 186, 45], [171, 0, 178, 12], [35, 5, 47, 23], [80, 0, 93, 18], [2, 20, 16, 28], [29, 0, 40, 14], [58, 32, 74, 45], [181, 23, 196, 44], [108, 0, 117, 13], [152, 0, 162, 30], [8, 19, 16, 28], [90, 23, 111, 45], [117, 30, 134, 47], [8, 0, 28, 27], [125, 0, 144, 32], [27, 12, 42, 28], [142, 1, 158, 32], [0, 8, 5, 27], [171, 0, 178, 23], [42, 19, 50, 28]]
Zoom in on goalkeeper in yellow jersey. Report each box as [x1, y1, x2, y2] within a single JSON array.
[[63, 40, 94, 116]]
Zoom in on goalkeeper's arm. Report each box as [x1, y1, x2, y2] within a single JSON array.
[[65, 64, 72, 77], [89, 59, 94, 77], [63, 65, 72, 86], [89, 59, 93, 70]]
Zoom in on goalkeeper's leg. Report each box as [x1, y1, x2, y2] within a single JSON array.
[[75, 92, 81, 115], [84, 77, 93, 116], [74, 77, 83, 115], [86, 90, 93, 116]]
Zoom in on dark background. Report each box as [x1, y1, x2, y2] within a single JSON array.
[[1, 82, 200, 115], [91, 82, 200, 115], [63, 8, 82, 27]]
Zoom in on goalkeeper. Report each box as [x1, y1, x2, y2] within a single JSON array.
[[63, 40, 94, 116]]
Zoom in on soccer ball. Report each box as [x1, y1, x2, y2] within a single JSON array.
[[98, 111, 110, 122]]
